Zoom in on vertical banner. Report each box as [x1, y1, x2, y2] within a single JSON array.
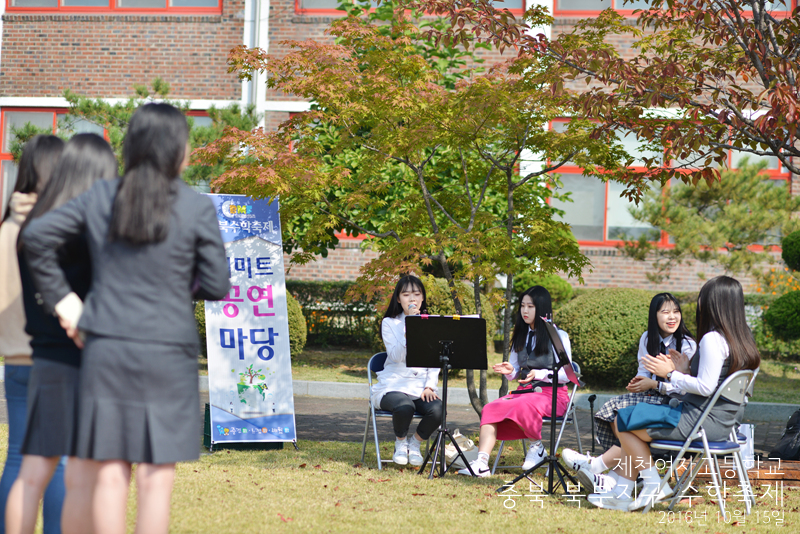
[[204, 194, 296, 445]]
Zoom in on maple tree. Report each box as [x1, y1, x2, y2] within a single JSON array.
[[401, 0, 800, 200], [199, 4, 629, 412]]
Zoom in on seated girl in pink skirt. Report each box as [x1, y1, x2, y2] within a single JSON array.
[[459, 285, 571, 477]]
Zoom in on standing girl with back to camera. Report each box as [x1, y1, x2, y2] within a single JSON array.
[[562, 292, 696, 495], [22, 103, 230, 534], [590, 276, 760, 511], [373, 275, 442, 467], [459, 285, 572, 477]]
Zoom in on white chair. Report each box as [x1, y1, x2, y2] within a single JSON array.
[[491, 362, 584, 474], [643, 369, 756, 515], [360, 352, 428, 470]]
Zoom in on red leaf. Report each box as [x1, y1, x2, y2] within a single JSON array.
[[277, 513, 293, 522], [298, 463, 307, 468]]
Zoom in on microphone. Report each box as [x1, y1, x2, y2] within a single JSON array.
[[669, 398, 681, 408], [533, 387, 542, 393]]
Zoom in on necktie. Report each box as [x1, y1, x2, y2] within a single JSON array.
[[526, 331, 534, 354]]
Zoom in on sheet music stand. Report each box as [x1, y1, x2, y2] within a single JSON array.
[[495, 318, 583, 495], [406, 314, 487, 478]]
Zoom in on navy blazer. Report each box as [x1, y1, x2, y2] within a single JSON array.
[[22, 178, 230, 345]]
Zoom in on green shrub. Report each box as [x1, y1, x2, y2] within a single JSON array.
[[556, 288, 653, 388], [194, 292, 308, 357], [287, 281, 377, 347], [764, 290, 800, 341], [286, 292, 307, 355], [680, 301, 698, 340], [782, 230, 800, 271], [512, 272, 573, 306]]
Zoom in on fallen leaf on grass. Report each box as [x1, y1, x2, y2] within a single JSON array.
[[277, 513, 293, 522], [298, 464, 307, 468], [479, 509, 488, 514], [335, 502, 341, 507], [368, 478, 390, 483], [314, 465, 321, 469], [412, 493, 426, 496]]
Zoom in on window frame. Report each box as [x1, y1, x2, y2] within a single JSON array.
[[552, 0, 796, 17], [546, 118, 793, 248], [295, 0, 525, 16], [5, 0, 222, 14]]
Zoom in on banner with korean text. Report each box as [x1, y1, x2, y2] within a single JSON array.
[[204, 194, 296, 446]]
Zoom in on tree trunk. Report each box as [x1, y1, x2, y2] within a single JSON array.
[[464, 275, 488, 416]]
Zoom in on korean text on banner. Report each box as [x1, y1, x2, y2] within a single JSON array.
[[204, 195, 296, 444]]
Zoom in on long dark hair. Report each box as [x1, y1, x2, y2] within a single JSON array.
[[646, 292, 694, 357], [108, 103, 189, 244], [696, 276, 760, 374], [3, 135, 64, 220], [20, 134, 117, 245], [511, 286, 554, 356], [383, 275, 428, 320]]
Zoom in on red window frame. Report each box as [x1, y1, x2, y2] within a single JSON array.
[[553, 0, 796, 17], [546, 118, 794, 248], [295, 0, 525, 16], [5, 0, 222, 14]]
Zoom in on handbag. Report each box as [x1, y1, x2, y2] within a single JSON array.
[[616, 401, 683, 432]]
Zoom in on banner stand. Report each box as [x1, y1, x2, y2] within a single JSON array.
[[203, 194, 298, 451]]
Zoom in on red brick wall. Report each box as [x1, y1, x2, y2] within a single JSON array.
[[0, 2, 244, 99], [284, 238, 379, 281]]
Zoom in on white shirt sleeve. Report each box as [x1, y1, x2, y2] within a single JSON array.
[[508, 349, 520, 381], [669, 332, 728, 397], [636, 332, 651, 379], [381, 316, 407, 363]]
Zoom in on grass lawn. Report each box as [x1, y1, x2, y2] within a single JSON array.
[[1, 424, 796, 534], [266, 346, 800, 404]]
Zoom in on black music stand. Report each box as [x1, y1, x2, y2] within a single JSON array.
[[406, 315, 487, 479], [495, 318, 583, 495]]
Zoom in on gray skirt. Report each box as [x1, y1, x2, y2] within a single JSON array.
[[647, 400, 740, 442], [76, 336, 201, 464], [22, 359, 80, 457]]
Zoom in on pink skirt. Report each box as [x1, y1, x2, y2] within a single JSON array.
[[481, 386, 570, 441]]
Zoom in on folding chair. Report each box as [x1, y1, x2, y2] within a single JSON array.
[[491, 361, 584, 474], [643, 369, 756, 515], [360, 352, 429, 470]]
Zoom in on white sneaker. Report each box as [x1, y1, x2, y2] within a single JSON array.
[[522, 441, 547, 470], [628, 481, 674, 510], [392, 439, 408, 465], [407, 437, 424, 467], [562, 448, 593, 472], [458, 458, 491, 477], [587, 491, 633, 511], [576, 467, 616, 494]]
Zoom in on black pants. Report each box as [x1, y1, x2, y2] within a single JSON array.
[[379, 392, 443, 440]]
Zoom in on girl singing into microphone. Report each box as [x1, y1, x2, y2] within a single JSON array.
[[372, 275, 442, 467]]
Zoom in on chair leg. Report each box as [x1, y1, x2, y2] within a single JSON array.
[[491, 441, 505, 475], [731, 450, 752, 515], [361, 410, 370, 463], [571, 412, 583, 455], [371, 408, 383, 471]]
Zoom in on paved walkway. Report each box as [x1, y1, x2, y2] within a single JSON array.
[[0, 385, 788, 457]]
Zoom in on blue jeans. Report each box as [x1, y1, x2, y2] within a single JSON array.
[[0, 365, 65, 534]]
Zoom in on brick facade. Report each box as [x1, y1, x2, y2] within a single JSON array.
[[0, 6, 244, 99]]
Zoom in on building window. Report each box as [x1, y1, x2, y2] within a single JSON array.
[[296, 0, 524, 14], [6, 0, 222, 12], [548, 119, 793, 247], [554, 0, 793, 15]]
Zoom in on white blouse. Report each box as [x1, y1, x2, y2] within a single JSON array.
[[669, 331, 729, 396], [371, 314, 440, 405], [635, 331, 698, 395], [507, 327, 573, 384]]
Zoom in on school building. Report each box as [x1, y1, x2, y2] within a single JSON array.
[[0, 0, 794, 291]]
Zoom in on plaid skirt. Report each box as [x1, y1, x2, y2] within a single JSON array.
[[594, 390, 669, 450]]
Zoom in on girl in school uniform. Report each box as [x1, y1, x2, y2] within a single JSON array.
[[22, 104, 230, 534], [459, 285, 572, 477], [0, 135, 65, 534], [373, 275, 442, 467], [562, 292, 696, 495], [589, 276, 760, 511], [6, 134, 118, 534]]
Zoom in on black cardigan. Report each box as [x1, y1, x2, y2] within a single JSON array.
[[19, 236, 91, 367]]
